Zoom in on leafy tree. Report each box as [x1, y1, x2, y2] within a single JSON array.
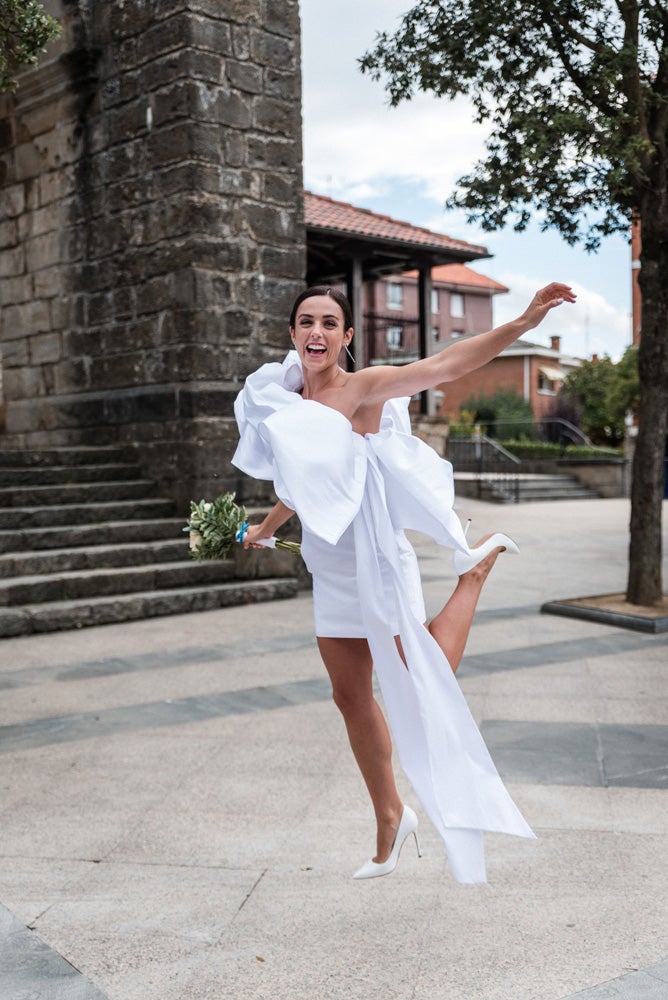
[[561, 355, 625, 445], [606, 344, 640, 427], [0, 0, 61, 93], [361, 1, 667, 605]]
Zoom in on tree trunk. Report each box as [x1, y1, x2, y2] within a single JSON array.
[[627, 200, 668, 605]]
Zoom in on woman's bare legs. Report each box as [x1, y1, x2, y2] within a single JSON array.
[[428, 534, 505, 673], [317, 635, 403, 864]]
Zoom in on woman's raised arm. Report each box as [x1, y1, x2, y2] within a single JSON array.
[[353, 282, 576, 404]]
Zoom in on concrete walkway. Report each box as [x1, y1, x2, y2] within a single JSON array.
[[0, 497, 666, 1000]]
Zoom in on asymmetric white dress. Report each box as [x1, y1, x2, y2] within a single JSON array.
[[232, 350, 535, 883]]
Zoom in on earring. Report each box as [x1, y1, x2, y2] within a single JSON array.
[[344, 342, 355, 364]]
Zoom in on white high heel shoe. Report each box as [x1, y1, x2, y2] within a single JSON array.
[[453, 532, 520, 576], [352, 805, 422, 880]]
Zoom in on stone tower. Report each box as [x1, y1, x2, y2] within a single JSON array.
[[0, 0, 305, 506]]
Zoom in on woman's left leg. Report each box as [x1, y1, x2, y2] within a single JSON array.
[[427, 536, 505, 673]]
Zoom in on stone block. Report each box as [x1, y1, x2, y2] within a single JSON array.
[[231, 24, 251, 60], [191, 16, 233, 55], [3, 365, 47, 400], [254, 94, 299, 136], [264, 67, 301, 101], [3, 182, 25, 217], [1, 339, 29, 366], [25, 231, 62, 271], [261, 244, 306, 279], [152, 161, 220, 198], [245, 201, 294, 244], [0, 118, 13, 153], [39, 165, 77, 206], [135, 274, 173, 315], [147, 121, 220, 167], [108, 100, 147, 146], [263, 170, 300, 205], [215, 88, 252, 129], [13, 140, 43, 180], [30, 332, 62, 364], [104, 141, 141, 183], [223, 130, 244, 167], [17, 203, 62, 241], [137, 12, 194, 64], [250, 28, 297, 68], [217, 167, 260, 198], [225, 60, 263, 94], [247, 135, 299, 170], [33, 265, 65, 299], [102, 72, 140, 109], [138, 47, 222, 91], [0, 218, 18, 249], [0, 246, 25, 278], [113, 285, 135, 319], [112, 0, 153, 39], [1, 273, 32, 304]]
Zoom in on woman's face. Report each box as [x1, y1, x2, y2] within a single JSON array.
[[290, 295, 352, 371]]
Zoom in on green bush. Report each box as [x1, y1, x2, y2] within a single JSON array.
[[501, 440, 623, 460], [459, 390, 536, 441]]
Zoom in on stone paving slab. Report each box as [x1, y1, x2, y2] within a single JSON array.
[[0, 497, 666, 999], [0, 903, 110, 1000]]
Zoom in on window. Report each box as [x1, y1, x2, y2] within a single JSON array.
[[386, 282, 403, 310], [431, 288, 439, 313], [386, 325, 403, 350], [450, 292, 464, 318], [450, 329, 464, 339], [432, 326, 440, 341]]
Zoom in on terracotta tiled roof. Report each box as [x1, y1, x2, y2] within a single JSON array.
[[403, 262, 508, 293], [304, 191, 488, 258]]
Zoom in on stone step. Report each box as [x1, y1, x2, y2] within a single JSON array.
[[0, 538, 190, 577], [0, 463, 143, 486], [0, 559, 236, 606], [0, 497, 175, 530], [0, 518, 184, 554], [0, 577, 299, 636], [0, 480, 157, 508], [0, 445, 135, 467]]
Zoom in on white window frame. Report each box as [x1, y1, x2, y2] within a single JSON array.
[[386, 282, 404, 310], [450, 292, 464, 318]]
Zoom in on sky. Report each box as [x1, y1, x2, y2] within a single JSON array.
[[299, 0, 632, 362]]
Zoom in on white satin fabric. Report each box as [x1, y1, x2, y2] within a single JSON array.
[[232, 351, 535, 883]]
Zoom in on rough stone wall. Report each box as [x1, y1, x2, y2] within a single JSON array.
[[0, 0, 305, 506]]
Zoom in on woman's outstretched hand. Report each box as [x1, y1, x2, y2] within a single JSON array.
[[523, 283, 576, 330]]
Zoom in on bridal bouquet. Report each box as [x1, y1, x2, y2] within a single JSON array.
[[184, 493, 301, 560]]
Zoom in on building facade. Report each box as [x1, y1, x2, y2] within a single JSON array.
[[0, 0, 305, 506]]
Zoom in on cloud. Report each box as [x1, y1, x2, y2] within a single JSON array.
[[493, 273, 632, 361]]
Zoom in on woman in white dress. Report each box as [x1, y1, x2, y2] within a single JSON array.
[[232, 281, 575, 883]]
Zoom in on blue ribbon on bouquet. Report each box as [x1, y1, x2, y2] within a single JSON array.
[[235, 522, 250, 544]]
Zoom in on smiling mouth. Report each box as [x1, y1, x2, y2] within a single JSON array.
[[306, 344, 327, 356]]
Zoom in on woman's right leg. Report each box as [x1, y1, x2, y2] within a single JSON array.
[[317, 636, 403, 864]]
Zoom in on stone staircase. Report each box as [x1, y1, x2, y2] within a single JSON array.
[[459, 472, 600, 503], [0, 445, 299, 638]]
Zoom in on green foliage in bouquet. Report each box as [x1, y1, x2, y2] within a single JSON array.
[[184, 492, 301, 560], [185, 494, 246, 561]]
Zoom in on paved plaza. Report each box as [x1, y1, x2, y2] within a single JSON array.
[[0, 496, 666, 1000]]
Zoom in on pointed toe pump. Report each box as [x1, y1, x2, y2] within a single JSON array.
[[453, 533, 520, 576], [352, 805, 422, 880]]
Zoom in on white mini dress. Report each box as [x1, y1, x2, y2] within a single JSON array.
[[232, 351, 535, 883]]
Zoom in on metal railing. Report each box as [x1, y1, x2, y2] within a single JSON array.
[[448, 432, 521, 503]]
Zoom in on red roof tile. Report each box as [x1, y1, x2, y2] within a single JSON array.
[[304, 191, 488, 258], [404, 262, 509, 293]]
